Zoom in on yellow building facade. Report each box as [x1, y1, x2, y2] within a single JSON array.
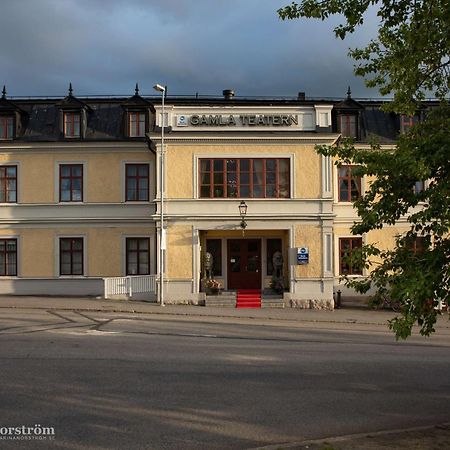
[[149, 99, 338, 308], [0, 87, 412, 307]]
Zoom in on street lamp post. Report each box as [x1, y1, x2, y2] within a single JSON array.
[[153, 83, 166, 306]]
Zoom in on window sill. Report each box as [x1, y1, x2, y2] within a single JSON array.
[[58, 201, 85, 205], [196, 197, 292, 201], [58, 275, 86, 279]]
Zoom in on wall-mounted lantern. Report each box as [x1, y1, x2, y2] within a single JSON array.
[[239, 201, 248, 235]]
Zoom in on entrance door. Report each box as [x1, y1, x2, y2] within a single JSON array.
[[227, 239, 261, 290]]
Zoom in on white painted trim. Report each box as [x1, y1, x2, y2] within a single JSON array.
[[192, 227, 200, 293], [289, 225, 295, 293], [153, 104, 338, 133], [0, 142, 149, 151], [157, 135, 340, 145], [314, 105, 333, 128], [323, 232, 333, 277], [321, 154, 332, 198], [153, 143, 166, 202]]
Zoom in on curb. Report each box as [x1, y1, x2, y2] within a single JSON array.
[[249, 422, 450, 450]]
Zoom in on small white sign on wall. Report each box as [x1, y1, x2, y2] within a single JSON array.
[[161, 229, 167, 250]]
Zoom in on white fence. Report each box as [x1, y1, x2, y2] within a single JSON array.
[[103, 275, 157, 299]]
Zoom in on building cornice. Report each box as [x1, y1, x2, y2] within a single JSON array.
[[0, 142, 150, 152], [148, 132, 340, 146]]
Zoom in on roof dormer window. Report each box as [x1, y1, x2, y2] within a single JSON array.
[[338, 114, 357, 138], [334, 87, 362, 140], [128, 111, 146, 137], [64, 112, 81, 138], [0, 115, 14, 140], [123, 84, 154, 139], [58, 84, 91, 140], [0, 86, 24, 140]]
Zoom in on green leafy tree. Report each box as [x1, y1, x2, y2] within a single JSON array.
[[278, 1, 450, 338], [278, 0, 450, 114]]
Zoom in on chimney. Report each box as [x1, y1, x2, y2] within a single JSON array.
[[297, 91, 306, 101], [223, 89, 235, 100]]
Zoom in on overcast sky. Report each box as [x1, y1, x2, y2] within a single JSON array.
[[1, 0, 381, 99]]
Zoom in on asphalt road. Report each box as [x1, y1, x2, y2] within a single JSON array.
[[1, 308, 449, 450]]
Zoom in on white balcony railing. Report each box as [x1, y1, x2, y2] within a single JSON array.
[[103, 275, 157, 299]]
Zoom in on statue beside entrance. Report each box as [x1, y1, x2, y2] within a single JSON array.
[[272, 250, 283, 277], [271, 250, 285, 294], [203, 251, 214, 279], [202, 251, 221, 294]]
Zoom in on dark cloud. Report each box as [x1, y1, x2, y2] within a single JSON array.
[[0, 0, 380, 98]]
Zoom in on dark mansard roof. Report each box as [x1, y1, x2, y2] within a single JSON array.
[[0, 87, 439, 144]]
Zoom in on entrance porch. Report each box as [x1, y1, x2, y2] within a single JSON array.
[[200, 230, 288, 294]]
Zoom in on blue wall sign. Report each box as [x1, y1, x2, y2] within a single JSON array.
[[297, 247, 309, 265]]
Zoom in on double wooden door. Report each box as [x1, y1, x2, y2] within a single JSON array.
[[227, 239, 261, 290]]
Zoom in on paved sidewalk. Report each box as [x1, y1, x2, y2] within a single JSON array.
[[0, 295, 395, 324], [1, 294, 449, 329]]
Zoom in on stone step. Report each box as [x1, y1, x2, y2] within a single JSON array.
[[205, 303, 235, 308], [205, 296, 236, 307], [262, 301, 285, 308]]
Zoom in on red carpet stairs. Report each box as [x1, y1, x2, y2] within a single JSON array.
[[236, 289, 261, 308]]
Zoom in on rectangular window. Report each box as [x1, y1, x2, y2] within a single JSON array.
[[0, 165, 17, 203], [64, 112, 81, 138], [126, 164, 149, 201], [60, 238, 83, 275], [60, 164, 83, 202], [0, 239, 17, 276], [128, 112, 146, 137], [400, 115, 417, 134], [0, 116, 14, 139], [199, 158, 290, 198], [339, 237, 362, 275], [206, 239, 222, 276], [126, 238, 150, 275], [338, 165, 361, 202], [338, 114, 357, 138], [406, 236, 426, 254]]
